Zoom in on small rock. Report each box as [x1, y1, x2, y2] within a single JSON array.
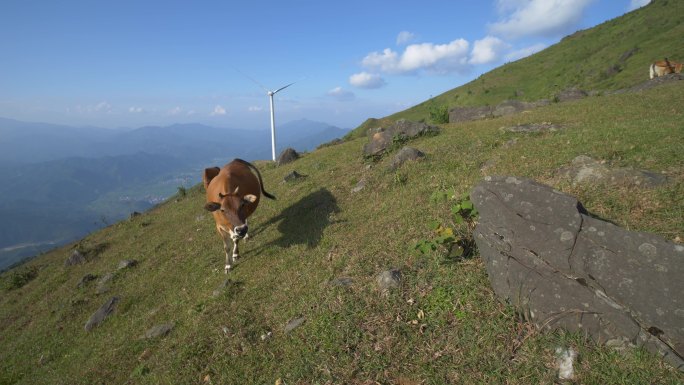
[[277, 148, 300, 166], [138, 349, 152, 361], [555, 347, 577, 381], [260, 331, 273, 341], [389, 147, 425, 170], [283, 170, 305, 182], [144, 323, 174, 339], [351, 179, 366, 193], [96, 272, 114, 294], [65, 250, 86, 267], [117, 259, 138, 270], [329, 277, 353, 287], [85, 296, 119, 331], [77, 274, 97, 288], [376, 269, 401, 293], [284, 316, 306, 333]]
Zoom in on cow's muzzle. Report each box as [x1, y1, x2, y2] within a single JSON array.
[[234, 225, 248, 239]]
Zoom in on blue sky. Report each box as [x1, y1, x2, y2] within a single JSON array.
[[0, 0, 650, 130]]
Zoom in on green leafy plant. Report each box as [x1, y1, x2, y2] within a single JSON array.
[[414, 192, 479, 261]]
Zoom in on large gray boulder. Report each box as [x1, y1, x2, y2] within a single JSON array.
[[363, 119, 439, 157], [471, 176, 684, 371]]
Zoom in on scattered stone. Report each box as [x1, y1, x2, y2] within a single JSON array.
[[277, 148, 300, 166], [615, 73, 683, 93], [503, 138, 518, 148], [351, 179, 366, 193], [376, 269, 401, 293], [117, 259, 138, 270], [144, 323, 174, 339], [65, 250, 86, 267], [329, 277, 353, 287], [492, 100, 540, 117], [84, 296, 119, 332], [449, 105, 493, 123], [96, 272, 114, 294], [362, 119, 439, 157], [555, 88, 588, 102], [501, 122, 563, 133], [389, 147, 425, 170], [284, 316, 306, 333], [195, 214, 205, 222], [283, 170, 305, 182], [471, 176, 684, 371], [260, 331, 273, 341], [77, 274, 97, 288], [558, 155, 667, 187], [555, 347, 577, 381]]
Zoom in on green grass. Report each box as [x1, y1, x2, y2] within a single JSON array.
[[1, 81, 683, 384]]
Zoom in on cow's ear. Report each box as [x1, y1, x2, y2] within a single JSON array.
[[204, 202, 221, 212], [243, 194, 257, 203]]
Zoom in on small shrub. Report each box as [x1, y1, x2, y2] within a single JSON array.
[[5, 266, 39, 291], [177, 186, 187, 198], [429, 104, 449, 124]]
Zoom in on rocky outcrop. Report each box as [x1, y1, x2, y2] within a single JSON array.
[[277, 148, 300, 166], [65, 250, 86, 267], [449, 106, 493, 123], [363, 120, 439, 157], [558, 155, 667, 187], [555, 88, 588, 102], [471, 176, 684, 371]]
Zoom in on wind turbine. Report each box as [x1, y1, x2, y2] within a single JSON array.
[[231, 67, 297, 161], [266, 82, 295, 161]]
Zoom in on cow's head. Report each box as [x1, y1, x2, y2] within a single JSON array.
[[204, 186, 257, 240]]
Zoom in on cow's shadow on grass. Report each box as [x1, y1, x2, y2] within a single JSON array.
[[259, 188, 340, 249]]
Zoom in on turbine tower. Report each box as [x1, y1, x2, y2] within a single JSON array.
[[267, 82, 295, 161]]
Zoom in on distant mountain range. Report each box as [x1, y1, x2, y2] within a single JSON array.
[[0, 117, 349, 270]]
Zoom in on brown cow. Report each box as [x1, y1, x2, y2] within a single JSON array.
[[650, 58, 683, 79], [203, 158, 275, 273]]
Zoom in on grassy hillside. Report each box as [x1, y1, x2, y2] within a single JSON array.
[[1, 78, 683, 383], [347, 0, 684, 139]]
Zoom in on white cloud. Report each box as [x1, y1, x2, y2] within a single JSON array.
[[628, 0, 650, 10], [349, 72, 386, 89], [327, 86, 355, 101], [361, 39, 470, 75], [396, 31, 416, 45], [94, 101, 111, 112], [469, 36, 510, 65], [248, 106, 264, 112], [168, 106, 182, 115], [489, 0, 596, 39], [210, 105, 226, 116], [187, 110, 196, 116], [505, 43, 547, 61], [129, 106, 144, 113]]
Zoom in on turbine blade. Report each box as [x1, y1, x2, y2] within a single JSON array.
[[231, 66, 268, 92], [273, 82, 296, 94]]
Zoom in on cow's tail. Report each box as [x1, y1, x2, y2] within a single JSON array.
[[649, 63, 656, 79], [234, 158, 276, 200]]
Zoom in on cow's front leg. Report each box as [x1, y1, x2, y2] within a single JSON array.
[[231, 235, 240, 262], [222, 235, 234, 273]]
